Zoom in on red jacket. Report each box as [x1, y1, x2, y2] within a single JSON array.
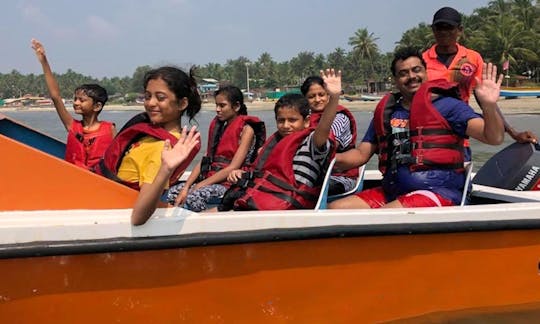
[[65, 120, 114, 171], [232, 130, 334, 210], [201, 115, 265, 185], [373, 79, 464, 175], [96, 116, 200, 190]]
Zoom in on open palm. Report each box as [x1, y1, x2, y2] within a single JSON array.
[[320, 68, 342, 97], [161, 126, 200, 172], [475, 62, 503, 106]]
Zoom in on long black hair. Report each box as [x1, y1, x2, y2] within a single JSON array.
[[143, 66, 202, 122]]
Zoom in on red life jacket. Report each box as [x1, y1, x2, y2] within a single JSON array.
[[65, 120, 114, 171], [373, 79, 464, 175], [309, 105, 358, 178], [232, 130, 334, 210], [96, 116, 200, 191], [200, 115, 266, 185]]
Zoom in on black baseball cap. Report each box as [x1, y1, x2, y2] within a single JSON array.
[[432, 7, 461, 26]]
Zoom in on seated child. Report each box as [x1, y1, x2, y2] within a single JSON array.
[[167, 85, 266, 212], [218, 69, 342, 211], [301, 75, 359, 195], [97, 66, 202, 225]]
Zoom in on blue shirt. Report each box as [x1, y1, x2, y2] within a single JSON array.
[[362, 96, 481, 204]]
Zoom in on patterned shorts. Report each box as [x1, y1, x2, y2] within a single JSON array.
[[167, 183, 228, 212]]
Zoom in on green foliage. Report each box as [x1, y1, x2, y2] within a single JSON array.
[[394, 23, 433, 52]]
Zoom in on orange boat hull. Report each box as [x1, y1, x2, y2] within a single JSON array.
[[2, 229, 540, 322], [0, 133, 137, 211]]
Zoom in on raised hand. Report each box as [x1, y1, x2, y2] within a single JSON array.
[[320, 68, 342, 97], [474, 62, 503, 106], [161, 126, 200, 173], [31, 38, 46, 63]]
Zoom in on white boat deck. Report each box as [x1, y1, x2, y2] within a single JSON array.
[[1, 189, 540, 245]]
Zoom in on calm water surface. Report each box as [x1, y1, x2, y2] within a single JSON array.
[[3, 108, 539, 170]]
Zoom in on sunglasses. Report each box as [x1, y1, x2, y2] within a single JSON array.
[[433, 23, 458, 31]]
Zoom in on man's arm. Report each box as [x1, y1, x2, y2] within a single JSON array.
[[504, 124, 538, 144], [473, 56, 538, 144], [335, 141, 376, 171]]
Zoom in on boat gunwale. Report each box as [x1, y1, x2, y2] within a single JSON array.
[[3, 204, 540, 259]]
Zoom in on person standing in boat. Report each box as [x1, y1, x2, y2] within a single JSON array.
[[166, 85, 266, 211], [301, 76, 358, 196], [329, 47, 504, 209], [215, 69, 341, 211], [97, 66, 201, 225], [423, 6, 537, 145], [31, 39, 116, 171]]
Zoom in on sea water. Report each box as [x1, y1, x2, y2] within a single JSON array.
[[3, 108, 539, 170]]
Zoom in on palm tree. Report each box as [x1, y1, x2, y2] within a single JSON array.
[[395, 23, 433, 51], [130, 65, 152, 93], [469, 1, 538, 74], [327, 47, 347, 72], [348, 28, 380, 75], [223, 57, 250, 89], [289, 51, 316, 85], [348, 28, 380, 92], [255, 52, 278, 88], [200, 62, 225, 82], [512, 0, 537, 30]]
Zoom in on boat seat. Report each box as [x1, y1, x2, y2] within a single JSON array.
[[328, 165, 366, 200], [315, 158, 337, 210], [315, 159, 366, 210], [460, 162, 474, 206]]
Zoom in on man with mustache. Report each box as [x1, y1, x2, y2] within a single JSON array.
[[329, 47, 505, 209]]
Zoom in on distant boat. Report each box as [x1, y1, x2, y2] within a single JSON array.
[[2, 96, 53, 107], [343, 94, 383, 102], [360, 94, 383, 101], [499, 87, 540, 98]]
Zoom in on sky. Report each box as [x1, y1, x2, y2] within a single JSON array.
[[1, 0, 490, 78]]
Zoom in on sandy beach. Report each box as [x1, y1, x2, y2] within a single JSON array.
[[1, 97, 538, 114]]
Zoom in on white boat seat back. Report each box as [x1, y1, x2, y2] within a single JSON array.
[[460, 162, 474, 206], [315, 158, 337, 210], [315, 159, 366, 210], [328, 164, 366, 201]]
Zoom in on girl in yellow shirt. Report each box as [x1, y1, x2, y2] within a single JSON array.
[[112, 66, 202, 225]]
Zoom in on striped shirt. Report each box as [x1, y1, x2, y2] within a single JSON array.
[[331, 112, 353, 150], [292, 132, 332, 187]]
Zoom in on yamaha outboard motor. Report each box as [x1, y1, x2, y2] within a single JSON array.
[[473, 142, 540, 191]]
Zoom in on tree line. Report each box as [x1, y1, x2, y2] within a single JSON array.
[[1, 0, 538, 102]]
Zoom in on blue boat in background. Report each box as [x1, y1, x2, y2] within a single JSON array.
[[0, 112, 65, 159], [499, 87, 540, 99]]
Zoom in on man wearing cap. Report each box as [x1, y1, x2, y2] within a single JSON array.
[[423, 6, 537, 145], [423, 6, 482, 104]]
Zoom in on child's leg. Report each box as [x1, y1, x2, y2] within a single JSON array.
[[186, 184, 227, 212], [165, 182, 188, 204]]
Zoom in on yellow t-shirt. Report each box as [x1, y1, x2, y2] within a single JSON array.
[[117, 131, 180, 188]]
